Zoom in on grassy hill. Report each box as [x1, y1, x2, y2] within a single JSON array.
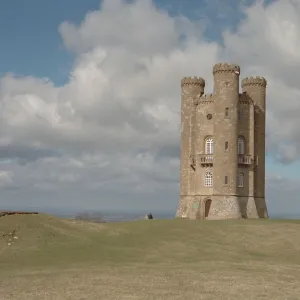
[[0, 214, 300, 299]]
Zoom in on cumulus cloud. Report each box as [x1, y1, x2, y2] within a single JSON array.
[[0, 0, 300, 213], [223, 0, 300, 164], [0, 171, 13, 187]]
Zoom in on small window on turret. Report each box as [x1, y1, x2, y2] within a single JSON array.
[[238, 173, 244, 187], [238, 137, 245, 155], [238, 109, 243, 121], [225, 107, 229, 118], [224, 176, 228, 185], [225, 141, 229, 151]]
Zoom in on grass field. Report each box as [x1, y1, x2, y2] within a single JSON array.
[[0, 214, 300, 299]]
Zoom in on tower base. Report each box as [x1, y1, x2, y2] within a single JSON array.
[[176, 195, 268, 220]]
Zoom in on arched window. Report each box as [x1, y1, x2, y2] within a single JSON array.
[[205, 137, 214, 154], [205, 172, 213, 187], [238, 172, 244, 187], [238, 137, 245, 155]]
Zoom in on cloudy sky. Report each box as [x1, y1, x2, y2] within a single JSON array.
[[0, 0, 299, 216]]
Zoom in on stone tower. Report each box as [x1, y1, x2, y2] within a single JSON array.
[[176, 63, 268, 220]]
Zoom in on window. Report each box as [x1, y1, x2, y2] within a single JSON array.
[[238, 109, 243, 121], [224, 175, 228, 185], [225, 107, 229, 117], [205, 172, 213, 187], [225, 141, 229, 151], [238, 137, 245, 155], [205, 138, 214, 154], [238, 172, 244, 187]]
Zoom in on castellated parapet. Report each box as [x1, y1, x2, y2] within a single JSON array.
[[212, 63, 240, 74], [199, 93, 214, 103], [241, 76, 267, 87], [176, 62, 268, 220], [181, 76, 205, 87]]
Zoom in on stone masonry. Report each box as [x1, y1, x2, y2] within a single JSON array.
[[176, 63, 268, 220]]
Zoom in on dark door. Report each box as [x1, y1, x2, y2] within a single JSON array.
[[205, 199, 212, 218]]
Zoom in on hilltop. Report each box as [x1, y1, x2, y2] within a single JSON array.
[[0, 214, 300, 299]]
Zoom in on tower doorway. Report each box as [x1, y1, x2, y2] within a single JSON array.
[[205, 199, 212, 218]]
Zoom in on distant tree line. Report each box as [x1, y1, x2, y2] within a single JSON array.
[[74, 212, 106, 223]]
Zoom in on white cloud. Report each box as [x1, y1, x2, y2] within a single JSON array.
[[0, 171, 13, 187], [59, 0, 203, 56], [1, 0, 300, 214]]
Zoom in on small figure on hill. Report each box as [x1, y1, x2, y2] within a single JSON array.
[[144, 213, 153, 220]]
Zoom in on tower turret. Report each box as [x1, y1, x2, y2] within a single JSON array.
[[241, 76, 268, 218], [181, 77, 205, 96], [212, 63, 240, 197], [177, 77, 205, 217], [241, 77, 266, 110]]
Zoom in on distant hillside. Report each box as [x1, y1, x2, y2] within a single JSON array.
[[1, 213, 300, 271]]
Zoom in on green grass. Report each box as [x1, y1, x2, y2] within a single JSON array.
[[1, 214, 300, 299]]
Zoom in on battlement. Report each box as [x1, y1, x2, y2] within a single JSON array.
[[241, 76, 267, 88], [213, 63, 240, 75], [181, 76, 205, 88], [199, 93, 214, 103], [239, 93, 254, 105]]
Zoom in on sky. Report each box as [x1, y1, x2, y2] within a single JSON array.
[[0, 0, 300, 216]]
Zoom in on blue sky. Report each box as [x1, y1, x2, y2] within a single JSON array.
[[0, 0, 98, 84], [0, 0, 253, 83], [0, 0, 300, 216]]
